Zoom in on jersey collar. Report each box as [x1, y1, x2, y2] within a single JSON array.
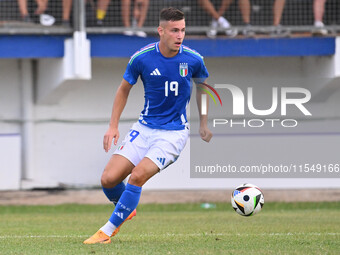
[[156, 42, 183, 54]]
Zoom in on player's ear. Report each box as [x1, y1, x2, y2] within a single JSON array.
[[157, 26, 163, 36]]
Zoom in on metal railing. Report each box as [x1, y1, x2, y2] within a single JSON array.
[[0, 0, 339, 36]]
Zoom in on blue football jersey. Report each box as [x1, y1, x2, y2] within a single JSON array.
[[123, 42, 209, 130]]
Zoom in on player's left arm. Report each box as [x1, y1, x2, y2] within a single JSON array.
[[196, 81, 213, 143]]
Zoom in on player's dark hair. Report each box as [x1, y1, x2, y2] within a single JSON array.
[[159, 7, 185, 22]]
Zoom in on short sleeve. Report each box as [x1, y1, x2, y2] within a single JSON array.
[[193, 57, 209, 84], [123, 59, 140, 85]]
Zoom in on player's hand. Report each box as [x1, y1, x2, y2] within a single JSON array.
[[199, 125, 212, 143], [103, 127, 119, 152]]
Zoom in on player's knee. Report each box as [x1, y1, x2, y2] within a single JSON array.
[[101, 171, 117, 188], [129, 168, 147, 187], [101, 172, 110, 188]]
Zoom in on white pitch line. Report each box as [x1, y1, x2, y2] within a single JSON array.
[[0, 235, 89, 239], [0, 232, 338, 239]]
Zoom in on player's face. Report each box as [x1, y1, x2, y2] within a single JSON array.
[[158, 19, 185, 54]]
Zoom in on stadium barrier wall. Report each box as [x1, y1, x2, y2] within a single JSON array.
[[0, 38, 340, 190]]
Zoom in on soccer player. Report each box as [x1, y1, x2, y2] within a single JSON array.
[[83, 7, 212, 244]]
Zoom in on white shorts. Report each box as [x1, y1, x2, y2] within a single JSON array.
[[114, 122, 189, 170]]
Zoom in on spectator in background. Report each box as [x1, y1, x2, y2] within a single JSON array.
[[18, 0, 45, 22], [62, 0, 73, 27], [95, 0, 149, 37], [17, 0, 55, 25], [235, 0, 287, 36], [17, 0, 31, 22], [131, 0, 149, 37], [198, 0, 237, 38], [201, 0, 287, 37], [95, 0, 109, 26], [34, 0, 48, 15], [313, 0, 328, 35]]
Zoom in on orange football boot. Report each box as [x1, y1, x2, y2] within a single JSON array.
[[111, 209, 137, 237], [83, 230, 111, 244]]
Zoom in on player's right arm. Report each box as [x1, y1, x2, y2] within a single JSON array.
[[103, 79, 133, 152]]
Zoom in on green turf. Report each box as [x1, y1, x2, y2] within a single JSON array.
[[0, 202, 339, 255]]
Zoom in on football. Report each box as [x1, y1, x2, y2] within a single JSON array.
[[231, 183, 264, 216]]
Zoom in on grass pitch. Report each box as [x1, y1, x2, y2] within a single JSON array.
[[0, 202, 339, 255]]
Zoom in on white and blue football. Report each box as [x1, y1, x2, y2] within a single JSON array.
[[231, 183, 264, 216]]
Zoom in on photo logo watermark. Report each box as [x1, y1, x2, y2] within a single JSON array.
[[198, 83, 223, 115], [201, 84, 312, 128]]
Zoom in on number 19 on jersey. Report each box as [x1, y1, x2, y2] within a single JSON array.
[[165, 81, 178, 97]]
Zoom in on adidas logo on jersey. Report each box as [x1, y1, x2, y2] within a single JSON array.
[[157, 157, 166, 166], [150, 68, 161, 76]]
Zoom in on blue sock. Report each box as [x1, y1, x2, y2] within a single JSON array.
[[102, 182, 126, 205], [109, 183, 142, 227]]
